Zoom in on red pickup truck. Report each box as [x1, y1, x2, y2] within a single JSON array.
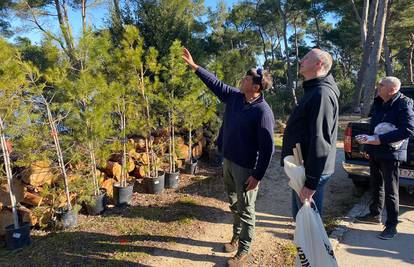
[[342, 86, 414, 194]]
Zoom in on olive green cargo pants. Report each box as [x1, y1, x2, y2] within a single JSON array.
[[223, 158, 259, 253]]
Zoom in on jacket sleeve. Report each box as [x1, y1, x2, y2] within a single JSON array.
[[195, 67, 240, 103], [378, 98, 414, 144], [304, 92, 335, 190], [252, 109, 275, 180]]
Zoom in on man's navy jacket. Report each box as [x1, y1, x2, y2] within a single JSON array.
[[195, 67, 275, 181], [367, 92, 414, 161]]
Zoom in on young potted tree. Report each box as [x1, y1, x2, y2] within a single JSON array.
[[179, 75, 216, 175], [115, 26, 165, 194], [39, 95, 78, 228], [108, 26, 150, 202], [0, 39, 33, 249], [62, 30, 114, 214], [140, 47, 165, 194], [160, 40, 189, 188]]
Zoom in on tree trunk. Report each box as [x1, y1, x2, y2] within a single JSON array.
[[54, 0, 77, 66], [383, 3, 393, 76], [120, 97, 127, 186], [293, 16, 299, 91], [168, 110, 173, 173], [277, 1, 294, 91], [43, 96, 72, 211], [361, 0, 389, 116], [350, 0, 369, 46], [0, 118, 19, 228], [408, 33, 414, 84], [88, 142, 99, 195], [312, 11, 321, 47], [352, 0, 379, 112], [113, 0, 122, 25], [188, 125, 192, 163], [383, 35, 393, 75], [81, 0, 86, 34]]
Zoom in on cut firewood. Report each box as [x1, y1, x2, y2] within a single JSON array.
[[136, 138, 146, 151], [131, 165, 147, 179], [0, 179, 26, 206], [101, 178, 117, 198], [18, 205, 37, 227], [177, 143, 189, 160], [137, 153, 150, 165], [0, 207, 34, 235], [22, 191, 43, 207], [108, 154, 135, 173], [127, 158, 135, 173], [21, 161, 55, 187], [57, 192, 77, 208], [177, 136, 185, 145], [105, 161, 122, 180], [192, 142, 203, 159], [0, 208, 14, 236], [129, 149, 140, 161], [176, 159, 183, 169], [97, 172, 107, 187]]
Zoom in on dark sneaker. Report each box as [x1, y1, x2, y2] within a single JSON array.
[[378, 226, 397, 240], [223, 235, 239, 253], [355, 213, 381, 224], [227, 251, 249, 267]]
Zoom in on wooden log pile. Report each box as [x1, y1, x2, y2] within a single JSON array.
[[0, 160, 58, 234], [0, 130, 208, 235]]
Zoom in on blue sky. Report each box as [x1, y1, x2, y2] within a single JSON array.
[[10, 0, 239, 44]]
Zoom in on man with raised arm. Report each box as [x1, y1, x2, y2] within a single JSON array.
[[183, 48, 274, 267]]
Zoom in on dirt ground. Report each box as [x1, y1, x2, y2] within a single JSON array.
[[141, 143, 360, 267], [0, 117, 363, 266]]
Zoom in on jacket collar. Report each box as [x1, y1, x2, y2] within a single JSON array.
[[243, 93, 263, 105], [302, 74, 331, 93], [375, 92, 401, 108]]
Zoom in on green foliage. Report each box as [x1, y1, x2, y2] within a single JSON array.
[[265, 89, 296, 120], [129, 0, 207, 59], [337, 78, 355, 113]]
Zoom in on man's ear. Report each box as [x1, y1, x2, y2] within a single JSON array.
[[315, 60, 323, 68], [253, 84, 261, 93]]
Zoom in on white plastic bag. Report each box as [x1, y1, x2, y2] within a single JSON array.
[[294, 201, 338, 267], [374, 122, 404, 149], [283, 155, 305, 195]]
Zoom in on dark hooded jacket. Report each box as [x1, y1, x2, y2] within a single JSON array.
[[367, 92, 414, 161], [281, 74, 340, 190]]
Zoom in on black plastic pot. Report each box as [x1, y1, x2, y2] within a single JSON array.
[[85, 189, 107, 215], [164, 171, 179, 189], [55, 208, 78, 229], [5, 222, 31, 250], [185, 159, 198, 175], [144, 171, 165, 194], [113, 182, 134, 207]]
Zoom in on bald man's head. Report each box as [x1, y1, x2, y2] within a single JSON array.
[[299, 49, 333, 80], [310, 48, 333, 74]]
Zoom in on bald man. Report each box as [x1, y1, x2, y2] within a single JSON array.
[[356, 77, 414, 240], [281, 48, 340, 220]]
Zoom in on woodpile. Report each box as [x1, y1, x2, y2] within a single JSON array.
[[20, 160, 54, 187], [0, 131, 208, 235]]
